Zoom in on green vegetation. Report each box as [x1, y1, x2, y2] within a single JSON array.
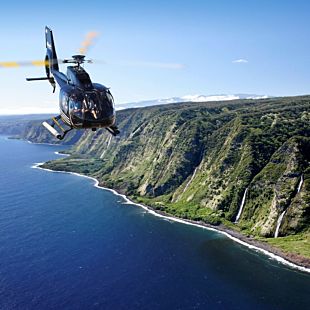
[[262, 233, 310, 258], [15, 95, 310, 259]]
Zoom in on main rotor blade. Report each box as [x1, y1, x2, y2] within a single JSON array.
[[79, 31, 99, 55], [0, 60, 49, 68], [0, 30, 99, 69], [0, 59, 72, 68]]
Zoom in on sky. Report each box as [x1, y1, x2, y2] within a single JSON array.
[[0, 0, 310, 114]]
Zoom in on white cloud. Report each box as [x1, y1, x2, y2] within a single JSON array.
[[232, 59, 249, 64], [181, 94, 240, 102]]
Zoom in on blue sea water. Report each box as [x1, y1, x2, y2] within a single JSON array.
[[0, 135, 309, 310]]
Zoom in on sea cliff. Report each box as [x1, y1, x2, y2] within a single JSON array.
[[8, 96, 310, 265]]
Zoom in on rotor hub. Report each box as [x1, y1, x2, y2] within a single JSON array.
[[71, 55, 86, 64]]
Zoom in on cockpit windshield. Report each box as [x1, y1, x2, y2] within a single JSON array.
[[69, 89, 115, 124]]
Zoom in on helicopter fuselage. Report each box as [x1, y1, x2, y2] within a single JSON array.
[[27, 27, 119, 140], [54, 65, 116, 129]]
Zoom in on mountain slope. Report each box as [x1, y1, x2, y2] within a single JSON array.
[[40, 96, 309, 250]]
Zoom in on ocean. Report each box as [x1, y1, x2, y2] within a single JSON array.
[[0, 135, 309, 309]]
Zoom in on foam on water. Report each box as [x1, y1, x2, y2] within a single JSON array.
[[32, 163, 310, 274]]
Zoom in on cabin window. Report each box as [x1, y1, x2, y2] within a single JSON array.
[[106, 91, 114, 106], [60, 92, 69, 113]]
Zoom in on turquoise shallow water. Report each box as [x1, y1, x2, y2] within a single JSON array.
[[0, 135, 309, 309]]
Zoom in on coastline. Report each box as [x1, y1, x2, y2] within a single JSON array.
[[54, 151, 70, 156], [27, 140, 61, 146], [31, 160, 310, 274]]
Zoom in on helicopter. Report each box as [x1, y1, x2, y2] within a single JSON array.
[[24, 26, 120, 140]]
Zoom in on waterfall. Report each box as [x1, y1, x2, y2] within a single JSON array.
[[297, 175, 303, 193], [100, 135, 112, 159], [183, 167, 198, 193], [274, 211, 286, 238], [176, 167, 198, 202], [107, 135, 112, 147], [235, 188, 248, 223]]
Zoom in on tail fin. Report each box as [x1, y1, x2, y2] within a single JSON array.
[[45, 26, 59, 72]]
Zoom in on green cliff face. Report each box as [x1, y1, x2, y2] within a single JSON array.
[[0, 114, 83, 145], [22, 120, 83, 145], [36, 97, 309, 248]]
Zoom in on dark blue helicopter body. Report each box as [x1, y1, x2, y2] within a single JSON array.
[[27, 27, 119, 139]]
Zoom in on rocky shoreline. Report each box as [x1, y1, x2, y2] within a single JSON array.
[[34, 159, 310, 273], [131, 200, 310, 271]]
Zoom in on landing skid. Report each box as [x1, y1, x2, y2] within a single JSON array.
[[42, 115, 73, 140], [106, 125, 120, 136]]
